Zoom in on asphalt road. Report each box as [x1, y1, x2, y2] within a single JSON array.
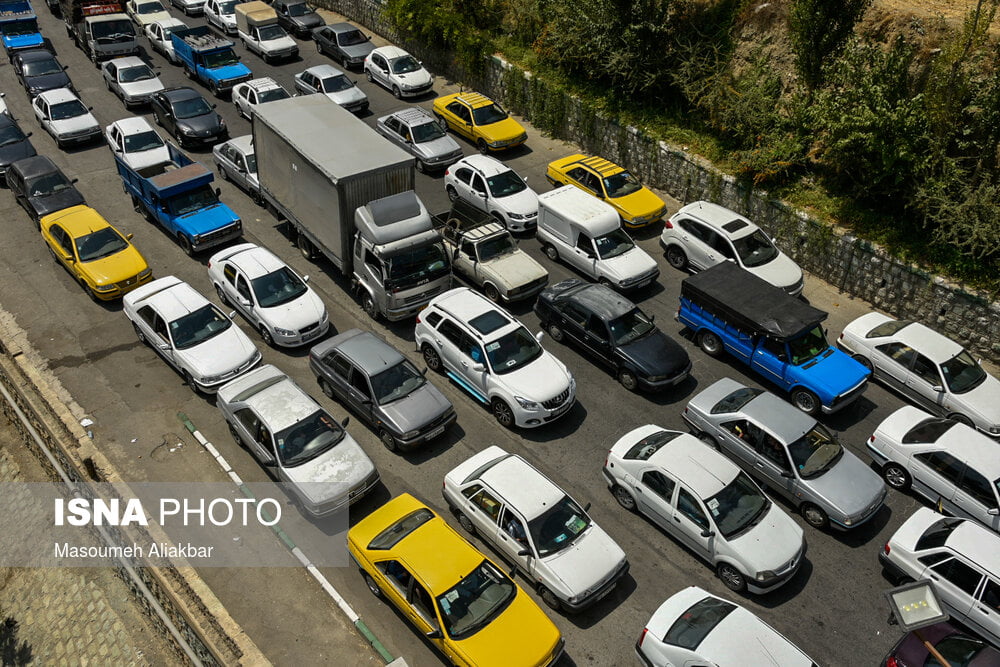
[[0, 6, 971, 665]]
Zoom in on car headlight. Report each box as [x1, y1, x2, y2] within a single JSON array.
[[514, 396, 539, 410], [138, 268, 153, 280], [843, 516, 854, 526], [319, 311, 329, 324], [402, 430, 420, 440], [191, 234, 202, 243], [93, 283, 117, 292], [508, 212, 527, 220], [990, 425, 1000, 435], [755, 570, 776, 582], [179, 125, 196, 135], [273, 327, 296, 336], [200, 373, 220, 384]]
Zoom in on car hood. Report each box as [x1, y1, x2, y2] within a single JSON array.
[[82, 245, 148, 285], [599, 246, 658, 282], [120, 78, 164, 96], [259, 290, 325, 330], [137, 10, 171, 25], [262, 34, 297, 50], [325, 87, 366, 107], [745, 250, 803, 291], [953, 373, 1000, 428], [451, 589, 561, 667], [182, 202, 240, 236], [727, 502, 804, 572], [210, 63, 251, 80], [800, 347, 870, 399], [52, 113, 99, 134], [805, 449, 885, 519], [0, 139, 36, 168], [541, 524, 626, 595], [611, 187, 664, 221], [339, 42, 374, 61], [288, 13, 321, 28], [178, 113, 222, 135], [394, 68, 431, 89], [123, 145, 171, 171], [480, 250, 548, 289], [378, 383, 453, 433], [496, 187, 538, 217], [412, 134, 461, 159], [618, 330, 690, 376], [31, 187, 86, 218], [281, 435, 374, 503], [4, 34, 44, 49], [178, 325, 257, 377], [26, 72, 72, 94], [481, 117, 524, 143], [497, 352, 571, 403]]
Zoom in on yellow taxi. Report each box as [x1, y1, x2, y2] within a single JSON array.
[[432, 92, 527, 154], [545, 154, 667, 229], [40, 205, 152, 301], [348, 494, 564, 667]]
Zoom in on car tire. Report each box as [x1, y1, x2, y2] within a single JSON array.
[[392, 85, 401, 99], [492, 398, 515, 429], [415, 159, 425, 174], [697, 432, 720, 451], [445, 185, 460, 203], [538, 586, 561, 612], [378, 429, 399, 453], [362, 571, 382, 598], [361, 292, 378, 320], [665, 245, 688, 270], [476, 139, 489, 155], [612, 485, 636, 512], [882, 462, 911, 491], [421, 344, 442, 373], [618, 368, 638, 392], [178, 234, 194, 256], [182, 370, 200, 393], [218, 164, 229, 181], [547, 323, 564, 343], [543, 244, 559, 262], [83, 280, 100, 302], [434, 112, 447, 128], [698, 331, 723, 357], [259, 324, 276, 348], [948, 413, 975, 429], [852, 354, 873, 373], [228, 423, 245, 449], [791, 388, 820, 415], [490, 212, 507, 230], [297, 232, 315, 260], [717, 563, 747, 593], [365, 68, 373, 82], [800, 503, 828, 530], [316, 41, 322, 53], [133, 322, 147, 345], [318, 378, 335, 399], [456, 511, 476, 536], [483, 283, 500, 303]]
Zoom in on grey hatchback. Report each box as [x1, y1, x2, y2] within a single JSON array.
[[309, 329, 455, 452]]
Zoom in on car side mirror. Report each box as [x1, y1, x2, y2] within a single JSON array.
[[988, 508, 999, 516], [156, 342, 169, 351], [125, 233, 134, 240], [932, 385, 944, 393], [62, 253, 73, 262], [160, 204, 169, 213], [341, 416, 350, 428], [70, 178, 79, 184], [470, 362, 485, 372], [63, 65, 69, 70], [301, 275, 309, 283], [215, 187, 221, 196], [87, 106, 93, 111], [425, 630, 442, 640], [700, 529, 715, 538], [516, 549, 530, 557], [228, 310, 237, 318], [25, 132, 32, 138], [583, 502, 591, 512], [535, 331, 544, 343], [780, 471, 794, 479], [211, 103, 217, 109], [238, 296, 250, 306], [420, 366, 427, 376]]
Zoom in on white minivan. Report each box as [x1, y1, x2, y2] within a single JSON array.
[[536, 187, 659, 291]]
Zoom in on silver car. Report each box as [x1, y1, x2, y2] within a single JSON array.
[[102, 57, 164, 109], [309, 329, 455, 452], [684, 378, 887, 530], [293, 64, 368, 115], [217, 364, 380, 517], [213, 135, 260, 204], [375, 107, 462, 172]]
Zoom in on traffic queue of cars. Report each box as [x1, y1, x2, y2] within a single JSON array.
[[4, 2, 1000, 665]]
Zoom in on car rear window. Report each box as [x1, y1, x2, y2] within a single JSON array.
[[368, 508, 433, 550], [866, 319, 912, 338], [663, 596, 736, 649], [721, 219, 748, 233], [468, 311, 508, 335], [903, 418, 956, 444], [916, 517, 963, 551], [711, 387, 762, 414], [624, 430, 680, 460]]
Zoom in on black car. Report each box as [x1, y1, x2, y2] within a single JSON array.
[[0, 113, 37, 180], [12, 49, 72, 98], [312, 22, 374, 69], [6, 155, 85, 225], [272, 0, 322, 38], [150, 87, 227, 149], [534, 279, 691, 392]]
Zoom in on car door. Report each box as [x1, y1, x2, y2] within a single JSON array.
[[450, 166, 477, 207], [445, 101, 472, 138], [143, 306, 175, 364], [671, 485, 715, 561], [564, 166, 594, 193], [232, 407, 279, 470], [451, 238, 478, 283], [872, 342, 916, 393], [232, 271, 257, 322], [374, 562, 449, 658], [148, 23, 161, 47], [462, 484, 504, 545], [454, 330, 489, 397], [750, 336, 793, 388], [716, 419, 759, 470], [969, 577, 1000, 644], [906, 352, 949, 414], [231, 151, 251, 191], [32, 97, 48, 129], [318, 350, 353, 403], [953, 464, 1000, 531], [633, 469, 677, 531], [551, 300, 588, 349], [566, 232, 598, 276], [748, 427, 797, 502], [922, 557, 981, 623], [344, 363, 377, 425], [674, 219, 714, 270], [380, 116, 404, 148], [104, 61, 118, 92], [8, 169, 28, 214], [46, 224, 77, 274], [580, 314, 614, 367], [494, 505, 535, 578], [912, 450, 966, 515], [371, 53, 389, 87]]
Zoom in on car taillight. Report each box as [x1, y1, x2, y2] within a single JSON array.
[[886, 656, 906, 667], [868, 435, 875, 444], [604, 450, 610, 468], [444, 169, 450, 176], [637, 627, 648, 647], [415, 313, 421, 324], [663, 219, 673, 229], [838, 332, 843, 340], [884, 542, 890, 556]]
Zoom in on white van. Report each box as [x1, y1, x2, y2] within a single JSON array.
[[536, 187, 659, 291]]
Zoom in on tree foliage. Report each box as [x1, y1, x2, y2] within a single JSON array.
[[788, 0, 873, 90]]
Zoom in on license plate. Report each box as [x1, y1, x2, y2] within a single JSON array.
[[636, 278, 651, 289], [594, 584, 615, 603], [426, 425, 445, 439]]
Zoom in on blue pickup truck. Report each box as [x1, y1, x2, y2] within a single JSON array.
[[171, 26, 251, 96], [115, 143, 242, 255], [677, 261, 870, 415], [0, 0, 44, 59]]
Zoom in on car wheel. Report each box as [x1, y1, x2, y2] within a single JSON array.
[[415, 159, 425, 174], [365, 68, 373, 82], [422, 344, 442, 373], [612, 485, 636, 512], [882, 462, 911, 491], [434, 112, 447, 127], [538, 586, 561, 612], [543, 244, 559, 262], [105, 78, 112, 92], [251, 189, 263, 206], [490, 212, 508, 230], [483, 283, 501, 303], [182, 370, 200, 393], [318, 378, 335, 399], [316, 41, 322, 52], [697, 432, 720, 451], [547, 323, 564, 343], [717, 563, 747, 593], [492, 398, 515, 429], [378, 429, 399, 453], [852, 354, 873, 372], [259, 324, 276, 348], [218, 164, 229, 181], [83, 280, 100, 302], [133, 322, 147, 345], [800, 503, 828, 529], [791, 388, 820, 415], [228, 423, 245, 449], [178, 234, 194, 256], [665, 245, 688, 270], [361, 292, 378, 320], [446, 185, 458, 203], [476, 139, 489, 155], [617, 368, 638, 392], [362, 571, 382, 598], [392, 85, 401, 99], [698, 331, 723, 357], [297, 232, 315, 260], [948, 413, 975, 428], [456, 511, 476, 536]]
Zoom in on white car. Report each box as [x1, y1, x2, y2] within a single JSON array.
[[145, 18, 188, 63], [660, 201, 804, 296], [415, 287, 576, 429], [169, 0, 204, 16], [637, 586, 817, 667], [232, 77, 290, 120], [363, 45, 432, 98], [31, 89, 102, 149], [867, 405, 1000, 532], [838, 312, 1000, 437], [293, 64, 368, 114], [605, 425, 805, 594], [213, 135, 259, 203], [126, 0, 171, 28], [101, 57, 164, 109], [207, 243, 329, 348], [445, 155, 539, 232], [124, 276, 261, 393], [442, 445, 629, 613], [204, 0, 238, 34], [105, 117, 170, 171]]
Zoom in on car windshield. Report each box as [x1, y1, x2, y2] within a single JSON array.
[[274, 409, 345, 467], [160, 25, 177, 38], [608, 307, 655, 345], [664, 596, 736, 650], [602, 170, 643, 198], [436, 560, 515, 640], [124, 130, 164, 153], [23, 58, 62, 77], [385, 244, 449, 285], [787, 326, 829, 365], [471, 103, 507, 126], [390, 55, 421, 74], [337, 29, 367, 46], [120, 64, 155, 82], [1, 19, 38, 35], [594, 228, 635, 259], [250, 267, 307, 308], [706, 472, 770, 539], [484, 326, 542, 375], [26, 172, 73, 197], [320, 74, 353, 92], [219, 0, 236, 13], [941, 350, 988, 394], [788, 423, 843, 479], [258, 87, 289, 103], [411, 121, 445, 143], [170, 185, 218, 215], [0, 124, 26, 147], [203, 50, 238, 67], [173, 96, 212, 119], [138, 2, 164, 13], [169, 304, 231, 349], [486, 169, 527, 197], [370, 360, 426, 405], [477, 234, 516, 262], [528, 495, 591, 557], [50, 100, 88, 121], [258, 24, 285, 40], [287, 3, 309, 15], [732, 229, 779, 268], [92, 20, 134, 41], [74, 227, 128, 262]]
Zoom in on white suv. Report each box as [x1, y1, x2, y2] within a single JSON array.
[[444, 155, 539, 232], [415, 287, 576, 428]]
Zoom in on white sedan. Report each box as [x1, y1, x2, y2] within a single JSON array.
[[207, 243, 329, 348], [32, 89, 102, 149], [105, 117, 170, 171], [637, 586, 817, 667], [839, 312, 1000, 437], [126, 0, 171, 28], [444, 154, 539, 232], [231, 77, 290, 121], [124, 276, 261, 394], [145, 18, 188, 64], [102, 57, 164, 109], [363, 45, 432, 98]]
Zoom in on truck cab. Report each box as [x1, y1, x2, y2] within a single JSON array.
[[60, 0, 139, 64], [0, 0, 44, 58], [171, 25, 251, 95], [235, 1, 297, 64], [353, 191, 452, 321]]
